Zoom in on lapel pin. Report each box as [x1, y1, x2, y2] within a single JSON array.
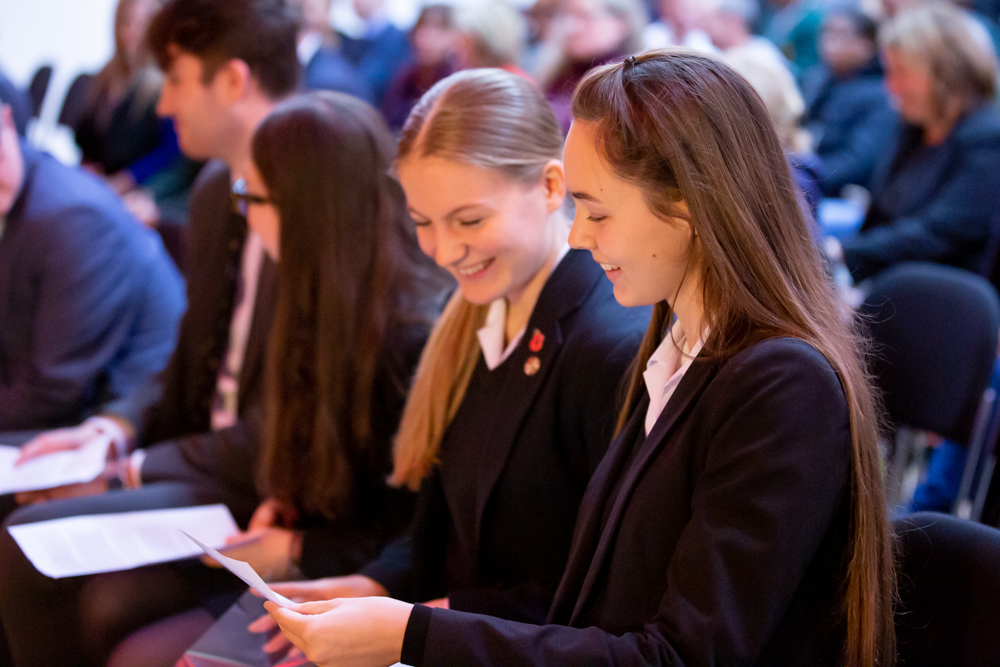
[[529, 329, 545, 353], [524, 355, 541, 376]]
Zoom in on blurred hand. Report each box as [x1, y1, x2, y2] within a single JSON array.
[[262, 575, 389, 605], [202, 499, 301, 581], [122, 188, 160, 227], [16, 423, 105, 465], [14, 460, 117, 505], [264, 597, 412, 667]]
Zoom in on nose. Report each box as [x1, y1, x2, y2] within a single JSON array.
[[435, 225, 468, 269], [568, 211, 596, 251]]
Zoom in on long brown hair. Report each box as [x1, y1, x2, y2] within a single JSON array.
[[572, 50, 894, 665], [92, 0, 162, 126], [253, 91, 428, 518], [388, 68, 564, 490]]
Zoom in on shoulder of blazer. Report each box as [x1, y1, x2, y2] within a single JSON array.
[[708, 337, 846, 409]]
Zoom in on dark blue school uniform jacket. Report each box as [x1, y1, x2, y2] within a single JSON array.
[[360, 248, 650, 624], [399, 337, 856, 666]]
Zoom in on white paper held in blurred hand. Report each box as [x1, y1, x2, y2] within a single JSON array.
[[0, 435, 111, 495], [7, 504, 239, 578]]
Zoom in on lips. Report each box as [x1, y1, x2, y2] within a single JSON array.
[[456, 258, 494, 277]]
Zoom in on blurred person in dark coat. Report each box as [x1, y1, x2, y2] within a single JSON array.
[[833, 4, 1000, 282], [0, 103, 184, 438], [380, 5, 457, 131], [294, 0, 373, 101], [803, 7, 897, 196], [339, 0, 412, 106]]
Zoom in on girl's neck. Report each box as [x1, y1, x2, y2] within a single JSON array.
[[672, 273, 707, 350], [503, 215, 570, 344]]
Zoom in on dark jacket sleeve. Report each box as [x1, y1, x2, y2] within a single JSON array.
[[139, 406, 263, 499], [401, 341, 852, 667], [818, 102, 897, 196], [0, 173, 180, 431], [99, 231, 185, 421], [842, 114, 1000, 281]]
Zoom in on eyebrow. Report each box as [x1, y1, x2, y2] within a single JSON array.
[[408, 203, 486, 221], [570, 191, 601, 203]]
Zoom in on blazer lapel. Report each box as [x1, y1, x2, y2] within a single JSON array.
[[569, 356, 718, 625], [470, 250, 603, 555], [548, 402, 646, 624]]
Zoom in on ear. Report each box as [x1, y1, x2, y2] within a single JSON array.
[[212, 58, 254, 104], [540, 159, 567, 214]]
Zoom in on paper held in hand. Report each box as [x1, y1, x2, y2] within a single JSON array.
[[7, 504, 239, 578], [0, 437, 111, 495], [182, 531, 296, 608]]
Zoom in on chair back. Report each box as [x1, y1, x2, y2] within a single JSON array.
[[27, 65, 52, 117], [860, 263, 1000, 445], [894, 512, 1000, 665]]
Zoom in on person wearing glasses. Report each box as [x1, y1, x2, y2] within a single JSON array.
[[0, 1, 311, 664]]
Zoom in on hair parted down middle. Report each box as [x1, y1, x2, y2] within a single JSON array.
[[388, 68, 564, 491], [571, 49, 895, 666]]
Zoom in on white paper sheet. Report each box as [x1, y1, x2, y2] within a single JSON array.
[[8, 504, 239, 578], [0, 437, 111, 495], [182, 531, 296, 608]]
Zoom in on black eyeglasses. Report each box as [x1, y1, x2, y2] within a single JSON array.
[[231, 178, 270, 216]]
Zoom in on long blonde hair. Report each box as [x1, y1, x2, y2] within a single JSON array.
[[388, 68, 564, 490], [573, 51, 895, 665]]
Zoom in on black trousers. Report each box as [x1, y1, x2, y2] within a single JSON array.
[[0, 482, 257, 667]]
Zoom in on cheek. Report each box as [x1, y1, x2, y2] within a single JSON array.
[[415, 227, 436, 259]]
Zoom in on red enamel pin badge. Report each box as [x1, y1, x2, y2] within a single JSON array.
[[529, 329, 545, 353]]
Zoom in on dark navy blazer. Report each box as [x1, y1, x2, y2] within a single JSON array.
[[842, 104, 1000, 282], [0, 144, 184, 434], [339, 25, 412, 106], [362, 249, 650, 624], [400, 337, 855, 667]]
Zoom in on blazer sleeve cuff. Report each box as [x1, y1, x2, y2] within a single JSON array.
[[400, 604, 433, 667]]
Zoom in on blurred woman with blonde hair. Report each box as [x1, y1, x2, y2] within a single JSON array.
[[834, 2, 1000, 281]]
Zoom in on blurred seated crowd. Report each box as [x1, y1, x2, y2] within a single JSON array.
[[0, 0, 998, 663]]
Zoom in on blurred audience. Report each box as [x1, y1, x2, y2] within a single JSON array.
[[339, 0, 413, 106], [723, 42, 823, 222], [803, 6, 896, 196], [757, 0, 825, 75], [644, 0, 717, 51], [294, 0, 373, 101], [381, 4, 457, 130], [0, 103, 184, 439], [453, 1, 530, 76], [540, 0, 648, 131], [0, 0, 302, 663], [704, 0, 787, 67], [63, 0, 201, 229], [835, 3, 1000, 282]]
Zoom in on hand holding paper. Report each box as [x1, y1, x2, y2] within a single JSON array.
[[183, 531, 296, 608], [0, 436, 112, 496]]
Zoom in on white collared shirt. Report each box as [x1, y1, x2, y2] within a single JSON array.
[[476, 243, 571, 371], [643, 320, 707, 435]]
